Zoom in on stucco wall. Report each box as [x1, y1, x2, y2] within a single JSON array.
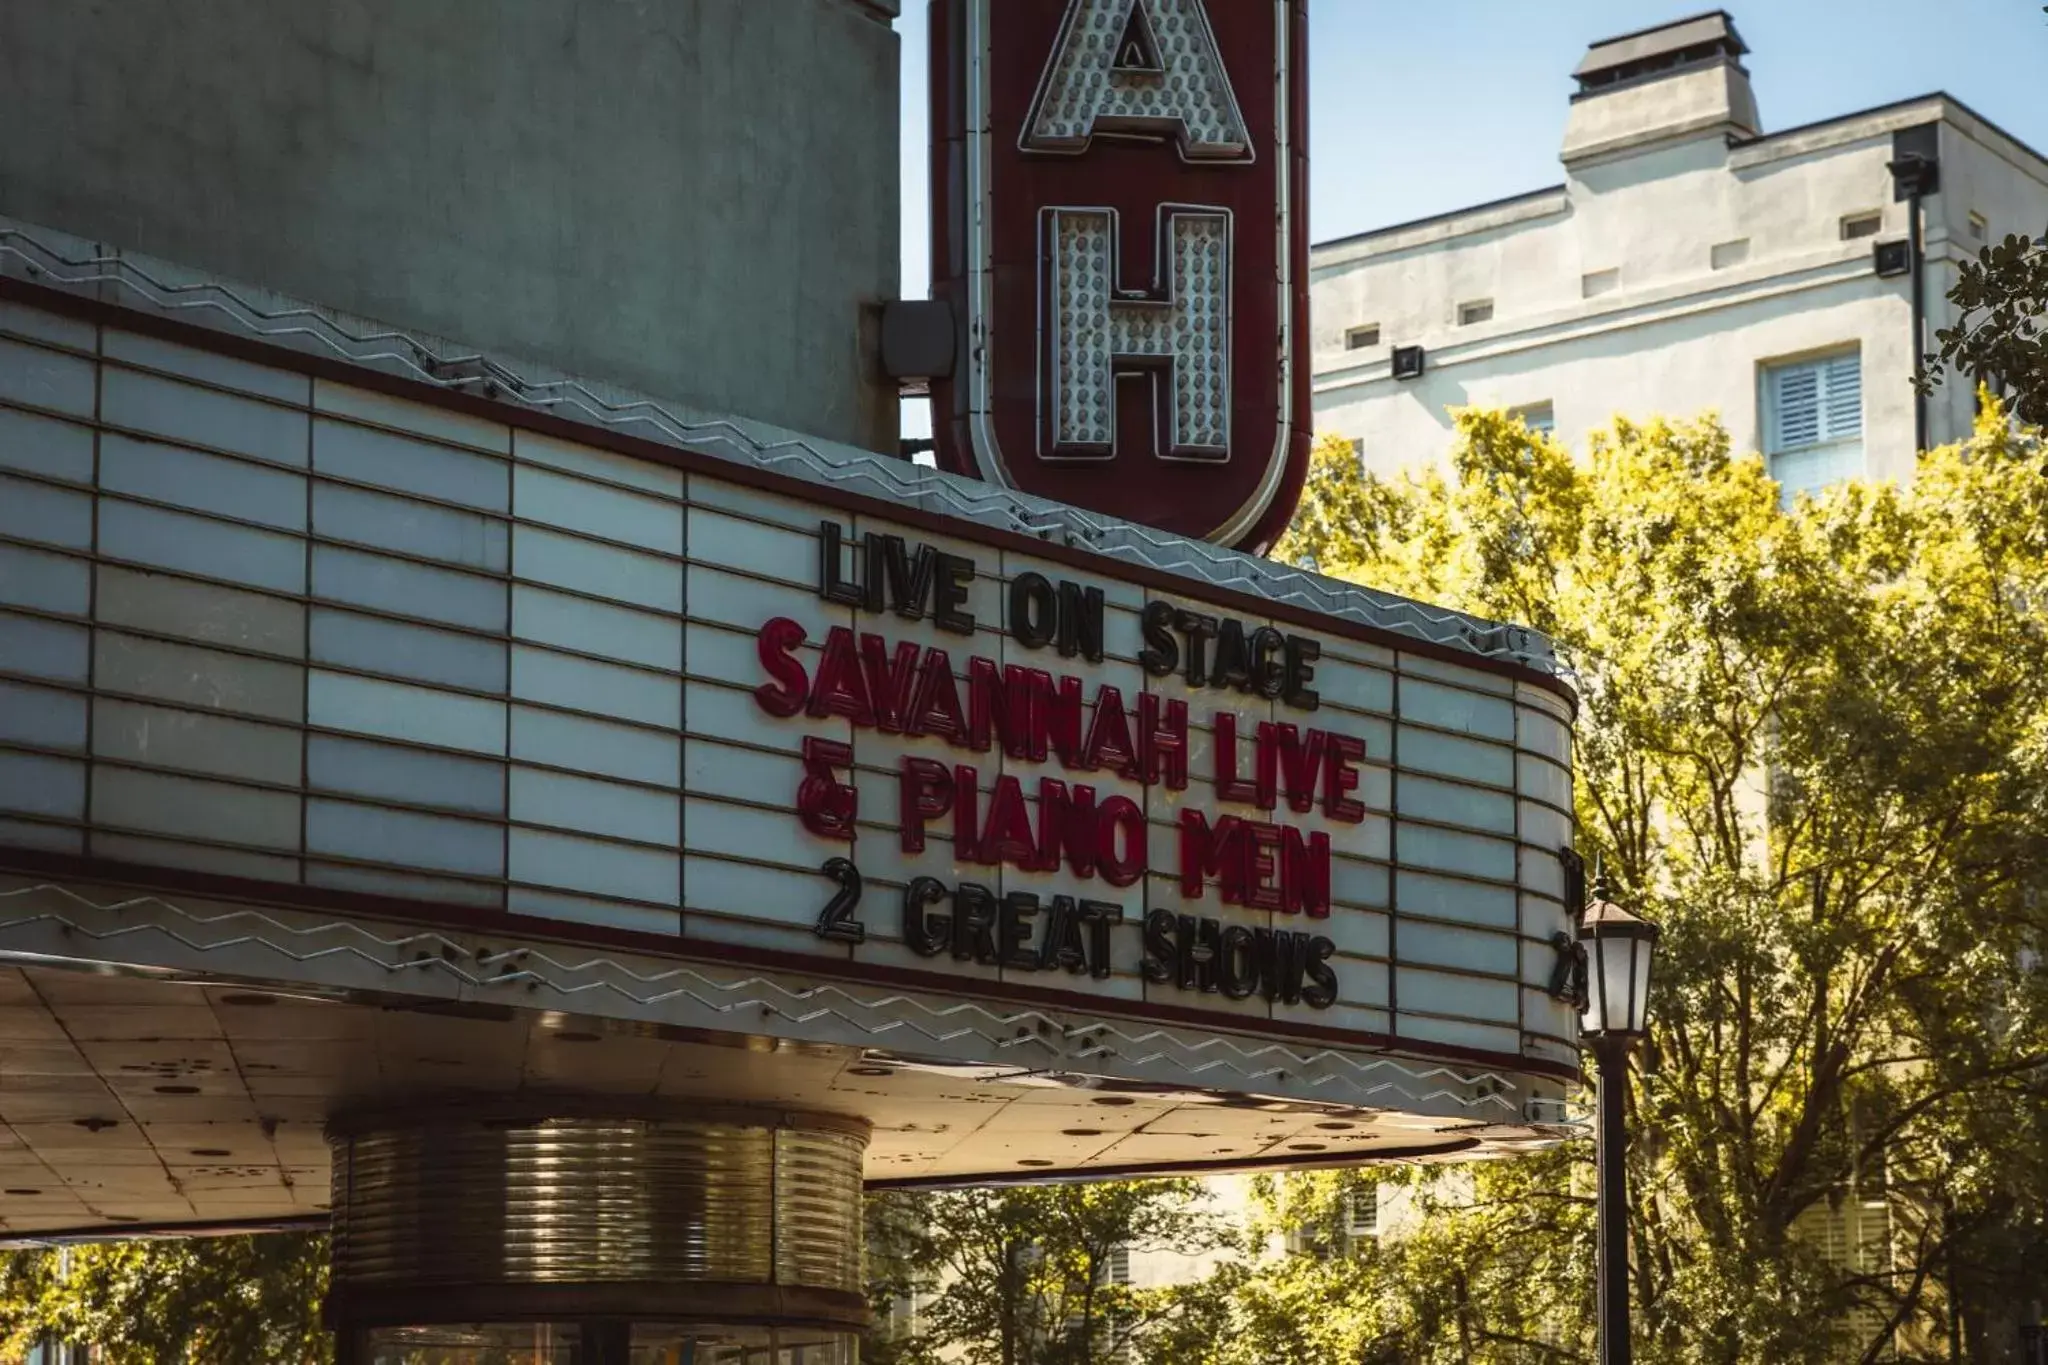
[[1559, 61, 1759, 164], [1318, 276, 1923, 485], [0, 0, 901, 453], [1312, 98, 2048, 482]]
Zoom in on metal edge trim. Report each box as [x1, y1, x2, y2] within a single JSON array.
[[0, 860, 1586, 1098]]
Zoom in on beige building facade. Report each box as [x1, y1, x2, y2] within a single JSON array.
[[1308, 14, 2048, 1358], [1310, 12, 2048, 494]]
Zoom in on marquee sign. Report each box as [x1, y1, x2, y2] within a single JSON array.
[[0, 195, 1580, 1230], [0, 266, 1577, 1111], [762, 525, 1354, 1009], [928, 0, 1311, 553]]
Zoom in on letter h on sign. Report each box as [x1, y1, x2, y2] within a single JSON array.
[[1027, 0, 1248, 464], [1040, 205, 1232, 461]]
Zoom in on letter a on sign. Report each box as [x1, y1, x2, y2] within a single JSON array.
[[928, 0, 1310, 554]]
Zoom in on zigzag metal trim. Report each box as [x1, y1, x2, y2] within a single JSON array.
[[0, 881, 1553, 1119], [0, 220, 1570, 681]]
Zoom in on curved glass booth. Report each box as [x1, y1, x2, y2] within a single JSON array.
[[330, 1110, 865, 1365]]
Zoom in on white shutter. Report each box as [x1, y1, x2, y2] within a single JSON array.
[[1767, 351, 1865, 500], [1346, 1185, 1380, 1237], [1768, 353, 1862, 453], [1792, 1186, 1895, 1354], [1821, 353, 1863, 441], [1769, 362, 1824, 452], [1793, 1196, 1851, 1266]]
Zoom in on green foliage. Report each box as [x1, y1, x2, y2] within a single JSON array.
[[866, 1180, 1238, 1365], [1923, 231, 2048, 430], [1266, 406, 2048, 1362], [1920, 0, 2048, 428], [0, 1233, 330, 1364], [1228, 1158, 1595, 1365]]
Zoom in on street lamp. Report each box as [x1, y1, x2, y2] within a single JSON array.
[[1580, 882, 1659, 1365]]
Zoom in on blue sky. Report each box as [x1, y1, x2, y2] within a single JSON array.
[[893, 2, 2048, 438], [896, 0, 2048, 285]]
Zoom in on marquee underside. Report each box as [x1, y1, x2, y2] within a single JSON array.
[[0, 873, 1568, 1242]]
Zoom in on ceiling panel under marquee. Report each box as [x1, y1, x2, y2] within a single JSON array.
[[0, 945, 1553, 1240], [0, 865, 1568, 1238]]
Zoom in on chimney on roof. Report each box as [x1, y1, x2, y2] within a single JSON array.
[[1561, 11, 1760, 165]]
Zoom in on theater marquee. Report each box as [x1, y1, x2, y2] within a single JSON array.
[[0, 276, 1574, 1060], [0, 227, 1580, 1200]]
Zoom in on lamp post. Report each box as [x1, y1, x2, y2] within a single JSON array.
[[1580, 885, 1659, 1365]]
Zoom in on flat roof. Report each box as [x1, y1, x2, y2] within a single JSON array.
[[1732, 90, 2047, 168], [1312, 183, 1567, 255], [1312, 91, 2048, 254]]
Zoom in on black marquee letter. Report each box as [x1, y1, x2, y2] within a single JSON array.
[[1010, 573, 1058, 649], [902, 877, 949, 957], [819, 521, 863, 605]]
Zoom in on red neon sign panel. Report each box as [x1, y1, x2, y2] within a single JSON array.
[[929, 0, 1311, 553]]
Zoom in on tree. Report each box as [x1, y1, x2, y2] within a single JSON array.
[[1924, 232, 2048, 430], [866, 1180, 1239, 1365], [1920, 5, 2048, 429], [0, 1233, 330, 1365], [1260, 407, 2048, 1363], [1223, 1161, 1593, 1365]]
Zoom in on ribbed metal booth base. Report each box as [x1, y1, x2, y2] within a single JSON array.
[[356, 1320, 858, 1364], [327, 1104, 870, 1333]]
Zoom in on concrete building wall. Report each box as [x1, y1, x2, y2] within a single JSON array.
[[0, 0, 901, 453], [1559, 61, 1759, 164], [1312, 92, 2048, 485]]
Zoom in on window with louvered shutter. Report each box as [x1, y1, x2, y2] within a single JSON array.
[[1763, 350, 1864, 500], [1346, 1185, 1381, 1237], [1791, 1177, 1897, 1358]]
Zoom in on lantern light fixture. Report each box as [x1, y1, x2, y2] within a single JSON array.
[[1578, 885, 1658, 1041]]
